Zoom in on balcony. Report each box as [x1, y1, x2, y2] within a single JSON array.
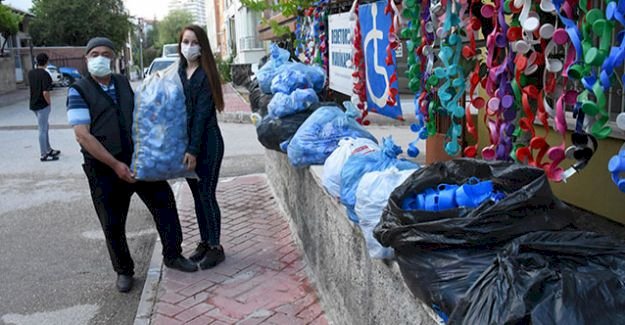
[[238, 36, 264, 51]]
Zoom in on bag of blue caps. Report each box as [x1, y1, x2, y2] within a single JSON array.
[[131, 62, 197, 181], [286, 101, 377, 167], [271, 63, 326, 95], [340, 136, 419, 222], [256, 44, 291, 94], [268, 88, 319, 118]]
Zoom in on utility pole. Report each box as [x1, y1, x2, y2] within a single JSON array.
[[138, 17, 144, 79]]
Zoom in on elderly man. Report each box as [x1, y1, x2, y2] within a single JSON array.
[[66, 37, 197, 293]]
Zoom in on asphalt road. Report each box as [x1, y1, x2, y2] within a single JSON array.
[[0, 85, 265, 325]]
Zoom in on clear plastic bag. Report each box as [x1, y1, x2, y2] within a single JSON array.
[[268, 88, 319, 118], [340, 137, 419, 221], [286, 102, 377, 167], [322, 137, 379, 198], [270, 69, 311, 95], [256, 44, 291, 94], [355, 167, 417, 259], [131, 62, 196, 181], [271, 62, 326, 94]]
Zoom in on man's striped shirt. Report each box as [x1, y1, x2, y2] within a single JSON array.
[[66, 81, 118, 126]]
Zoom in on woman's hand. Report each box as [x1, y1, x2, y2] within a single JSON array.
[[183, 153, 197, 171]]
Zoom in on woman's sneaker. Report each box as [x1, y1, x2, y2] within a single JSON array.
[[199, 245, 225, 270]]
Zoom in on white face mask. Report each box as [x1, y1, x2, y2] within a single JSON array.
[[181, 44, 201, 62], [87, 56, 112, 77]]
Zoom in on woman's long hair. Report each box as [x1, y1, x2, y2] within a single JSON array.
[[178, 25, 224, 112]]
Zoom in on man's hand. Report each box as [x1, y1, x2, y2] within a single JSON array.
[[183, 153, 197, 171], [113, 161, 136, 183]]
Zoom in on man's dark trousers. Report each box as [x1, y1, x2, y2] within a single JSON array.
[[82, 159, 183, 275]]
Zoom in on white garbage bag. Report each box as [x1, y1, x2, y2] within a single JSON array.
[[322, 137, 379, 198], [355, 167, 417, 259]]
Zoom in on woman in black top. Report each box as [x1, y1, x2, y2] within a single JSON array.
[[178, 25, 226, 269]]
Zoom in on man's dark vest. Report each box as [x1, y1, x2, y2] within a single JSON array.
[[70, 74, 134, 162]]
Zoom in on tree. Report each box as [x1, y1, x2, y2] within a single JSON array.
[[0, 4, 21, 56], [29, 0, 130, 49], [240, 0, 314, 37], [157, 9, 193, 49]]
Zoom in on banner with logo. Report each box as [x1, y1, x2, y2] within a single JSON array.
[[360, 0, 402, 120]]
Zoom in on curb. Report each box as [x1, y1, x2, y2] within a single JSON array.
[[133, 181, 184, 325], [218, 111, 253, 124]]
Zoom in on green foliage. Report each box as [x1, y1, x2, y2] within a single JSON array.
[[30, 0, 130, 49], [156, 9, 193, 49], [215, 54, 233, 83], [0, 4, 22, 56], [240, 0, 314, 37]]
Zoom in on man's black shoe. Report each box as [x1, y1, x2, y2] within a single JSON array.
[[189, 242, 209, 263], [199, 245, 225, 270], [116, 274, 133, 293], [164, 256, 198, 272]]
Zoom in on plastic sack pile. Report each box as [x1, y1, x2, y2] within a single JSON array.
[[131, 63, 196, 181], [322, 137, 379, 198], [268, 89, 319, 119], [287, 102, 377, 167], [373, 159, 625, 322], [340, 137, 419, 221], [256, 44, 290, 94], [355, 167, 415, 259]]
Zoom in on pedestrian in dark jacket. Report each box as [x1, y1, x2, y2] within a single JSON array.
[[177, 25, 226, 269], [67, 37, 198, 293]]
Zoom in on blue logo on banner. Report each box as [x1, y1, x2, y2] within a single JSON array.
[[360, 1, 402, 120]]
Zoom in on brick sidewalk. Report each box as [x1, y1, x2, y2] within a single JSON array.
[[222, 83, 250, 113], [151, 175, 329, 325]]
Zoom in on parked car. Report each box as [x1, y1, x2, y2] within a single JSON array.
[[58, 66, 82, 86], [162, 43, 179, 57], [45, 64, 63, 87], [146, 57, 178, 77]]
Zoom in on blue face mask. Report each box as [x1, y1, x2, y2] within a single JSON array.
[[87, 56, 112, 77]]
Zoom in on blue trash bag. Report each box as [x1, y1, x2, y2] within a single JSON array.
[[256, 44, 291, 94], [271, 62, 326, 94], [340, 136, 420, 222], [131, 62, 197, 181], [286, 101, 377, 167], [270, 69, 312, 95], [268, 88, 319, 118]]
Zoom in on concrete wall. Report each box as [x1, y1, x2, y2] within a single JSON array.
[[265, 149, 438, 325], [0, 56, 17, 94]]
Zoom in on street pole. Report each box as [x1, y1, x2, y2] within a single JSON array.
[[138, 18, 144, 79], [139, 37, 144, 79]]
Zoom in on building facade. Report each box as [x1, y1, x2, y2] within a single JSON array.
[[219, 0, 266, 68], [169, 0, 207, 27]]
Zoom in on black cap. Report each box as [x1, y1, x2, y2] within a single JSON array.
[[85, 37, 115, 54]]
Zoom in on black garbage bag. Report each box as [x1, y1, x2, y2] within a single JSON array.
[[257, 93, 272, 117], [247, 78, 259, 92], [256, 102, 339, 152], [374, 159, 578, 315], [449, 231, 625, 325]]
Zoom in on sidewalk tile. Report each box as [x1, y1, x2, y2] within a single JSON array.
[[150, 174, 328, 324]]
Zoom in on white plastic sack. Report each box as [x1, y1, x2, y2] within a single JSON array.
[[355, 167, 417, 259], [322, 137, 379, 198], [131, 62, 196, 181]]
